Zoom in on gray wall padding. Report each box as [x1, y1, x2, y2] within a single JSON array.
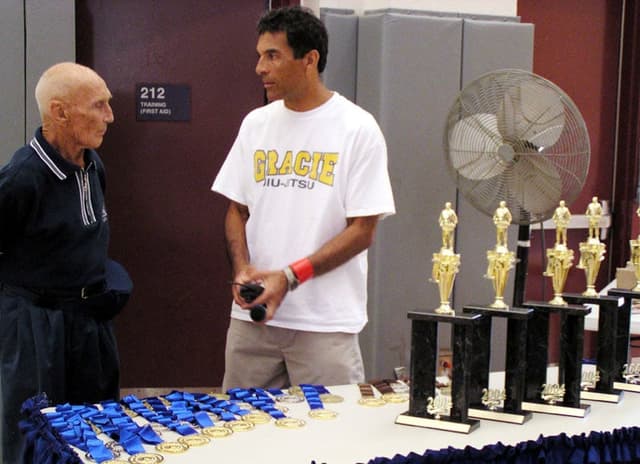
[[353, 13, 534, 379], [322, 10, 358, 102], [0, 0, 74, 164], [0, 0, 26, 164], [357, 13, 464, 379], [454, 19, 534, 371]]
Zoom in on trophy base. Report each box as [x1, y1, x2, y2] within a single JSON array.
[[548, 295, 568, 306], [580, 389, 623, 403], [468, 406, 532, 424], [488, 299, 508, 309], [521, 400, 590, 417], [396, 412, 479, 434], [434, 304, 455, 315], [582, 287, 598, 297], [614, 381, 640, 393]]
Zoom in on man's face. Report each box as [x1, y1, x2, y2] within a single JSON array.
[[65, 78, 114, 150], [255, 31, 308, 104]]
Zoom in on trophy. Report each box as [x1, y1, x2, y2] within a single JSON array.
[[610, 210, 640, 392], [544, 200, 574, 305], [431, 202, 460, 314], [396, 310, 482, 433], [521, 299, 591, 417], [397, 203, 481, 433], [576, 197, 606, 296], [485, 201, 516, 309], [630, 207, 640, 291]]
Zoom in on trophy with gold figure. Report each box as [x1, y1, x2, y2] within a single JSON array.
[[544, 200, 575, 305], [485, 201, 516, 309], [431, 202, 461, 314], [577, 197, 606, 296], [630, 207, 640, 291]]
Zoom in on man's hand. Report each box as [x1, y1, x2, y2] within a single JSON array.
[[231, 267, 288, 322]]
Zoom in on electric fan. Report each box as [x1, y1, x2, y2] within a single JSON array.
[[444, 69, 590, 305]]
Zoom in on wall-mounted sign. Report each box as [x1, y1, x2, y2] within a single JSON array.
[[136, 83, 191, 121]]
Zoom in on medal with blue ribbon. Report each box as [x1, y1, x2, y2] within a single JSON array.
[[299, 384, 338, 419]]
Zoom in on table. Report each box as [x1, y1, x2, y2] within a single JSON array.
[[21, 369, 640, 464]]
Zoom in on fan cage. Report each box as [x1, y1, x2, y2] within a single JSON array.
[[444, 69, 590, 225]]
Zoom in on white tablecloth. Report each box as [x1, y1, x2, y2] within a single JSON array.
[[51, 369, 640, 464]]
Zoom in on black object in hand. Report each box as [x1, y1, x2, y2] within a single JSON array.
[[236, 283, 267, 322]]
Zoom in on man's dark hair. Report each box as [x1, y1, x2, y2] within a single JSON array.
[[257, 6, 329, 73]]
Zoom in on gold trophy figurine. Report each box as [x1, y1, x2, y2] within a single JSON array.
[[431, 202, 461, 314], [486, 201, 516, 309], [544, 200, 575, 305], [629, 207, 640, 291], [577, 196, 606, 297]]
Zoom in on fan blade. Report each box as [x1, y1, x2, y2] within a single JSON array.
[[506, 155, 562, 219], [448, 114, 507, 180], [497, 80, 566, 149]]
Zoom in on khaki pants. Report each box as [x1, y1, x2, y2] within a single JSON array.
[[222, 318, 365, 391]]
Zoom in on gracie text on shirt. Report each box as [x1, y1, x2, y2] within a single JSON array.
[[254, 150, 338, 187]]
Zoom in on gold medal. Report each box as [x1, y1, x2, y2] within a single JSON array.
[[319, 393, 344, 403], [106, 441, 125, 453], [382, 392, 409, 403], [243, 411, 272, 424], [276, 394, 304, 403], [274, 417, 306, 428], [287, 385, 302, 396], [224, 420, 255, 432], [202, 426, 233, 438], [129, 453, 164, 464], [178, 435, 211, 446], [308, 408, 338, 419], [155, 441, 189, 454], [213, 393, 230, 400], [358, 397, 387, 407]]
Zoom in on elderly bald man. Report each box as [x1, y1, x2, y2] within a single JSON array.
[[0, 62, 125, 463]]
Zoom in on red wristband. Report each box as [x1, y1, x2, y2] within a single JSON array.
[[290, 258, 314, 284]]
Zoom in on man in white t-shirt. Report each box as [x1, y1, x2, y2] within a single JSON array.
[[211, 5, 395, 391]]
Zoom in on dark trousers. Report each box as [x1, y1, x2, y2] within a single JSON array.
[[0, 292, 120, 464]]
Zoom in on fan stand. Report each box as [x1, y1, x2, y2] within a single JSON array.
[[512, 224, 531, 307]]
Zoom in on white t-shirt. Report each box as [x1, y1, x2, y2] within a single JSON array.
[[212, 92, 395, 333]]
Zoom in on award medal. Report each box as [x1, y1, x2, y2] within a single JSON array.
[[155, 441, 189, 454], [357, 383, 387, 407], [374, 379, 409, 403], [202, 425, 233, 438], [46, 399, 162, 462], [128, 453, 164, 464], [299, 384, 338, 420], [177, 435, 211, 447], [227, 387, 288, 424], [242, 410, 272, 424], [224, 419, 255, 432], [274, 417, 306, 428]]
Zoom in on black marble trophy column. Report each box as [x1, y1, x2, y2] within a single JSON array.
[[463, 305, 533, 424], [563, 293, 624, 402], [396, 310, 483, 433], [521, 301, 591, 417], [608, 288, 640, 392]]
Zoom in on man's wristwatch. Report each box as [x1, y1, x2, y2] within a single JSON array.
[[283, 266, 299, 291]]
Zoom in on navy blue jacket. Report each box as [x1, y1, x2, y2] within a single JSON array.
[[0, 128, 109, 289]]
